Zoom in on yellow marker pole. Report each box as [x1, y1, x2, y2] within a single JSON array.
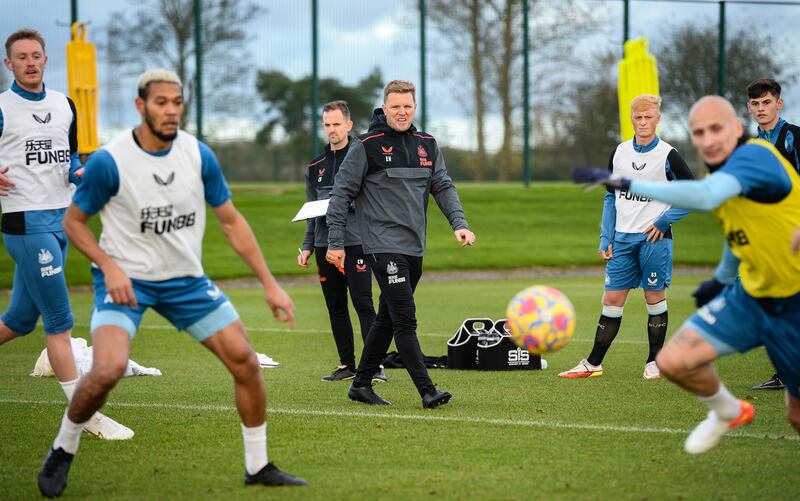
[[66, 22, 99, 154], [617, 37, 659, 142]]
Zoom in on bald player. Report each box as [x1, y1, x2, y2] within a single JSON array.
[[573, 96, 800, 454]]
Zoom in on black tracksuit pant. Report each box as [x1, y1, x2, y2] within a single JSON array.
[[315, 245, 375, 370], [353, 253, 435, 396]]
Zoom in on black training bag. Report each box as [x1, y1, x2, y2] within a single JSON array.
[[446, 318, 491, 369], [476, 319, 541, 371], [447, 318, 542, 371]]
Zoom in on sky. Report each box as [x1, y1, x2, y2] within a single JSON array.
[[2, 0, 799, 149]]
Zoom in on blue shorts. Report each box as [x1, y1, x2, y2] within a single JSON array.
[[90, 268, 239, 342], [686, 280, 800, 399], [605, 238, 672, 291], [1, 232, 74, 335]]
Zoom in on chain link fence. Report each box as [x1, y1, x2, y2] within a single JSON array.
[[3, 0, 799, 181]]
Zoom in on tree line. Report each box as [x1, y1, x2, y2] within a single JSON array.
[[98, 0, 792, 182]]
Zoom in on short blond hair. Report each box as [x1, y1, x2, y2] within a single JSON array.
[[630, 94, 661, 114], [383, 80, 416, 103], [137, 69, 182, 99]]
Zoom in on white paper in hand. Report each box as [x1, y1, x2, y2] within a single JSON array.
[[292, 199, 330, 222]]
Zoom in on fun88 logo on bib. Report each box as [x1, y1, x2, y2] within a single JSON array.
[[24, 138, 70, 166]]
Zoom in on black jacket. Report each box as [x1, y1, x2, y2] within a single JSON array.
[[302, 136, 361, 250]]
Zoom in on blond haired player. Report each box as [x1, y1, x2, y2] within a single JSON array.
[[561, 94, 693, 380]]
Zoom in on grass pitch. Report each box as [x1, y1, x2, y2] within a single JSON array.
[[0, 182, 724, 288], [1, 274, 796, 500]]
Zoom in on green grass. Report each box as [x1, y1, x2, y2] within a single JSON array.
[[0, 182, 723, 288], [1, 275, 795, 500]]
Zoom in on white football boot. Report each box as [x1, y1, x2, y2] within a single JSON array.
[[684, 400, 755, 454], [643, 361, 661, 379], [257, 353, 280, 368], [558, 359, 603, 378], [83, 412, 135, 440]]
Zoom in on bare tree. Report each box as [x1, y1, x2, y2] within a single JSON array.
[[107, 0, 263, 128], [431, 0, 603, 180], [656, 22, 794, 132], [429, 0, 491, 180], [492, 1, 602, 179]]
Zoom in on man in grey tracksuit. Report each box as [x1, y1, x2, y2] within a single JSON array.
[[325, 80, 476, 408]]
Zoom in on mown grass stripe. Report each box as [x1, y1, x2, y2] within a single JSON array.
[[71, 323, 652, 343], [3, 398, 794, 443]]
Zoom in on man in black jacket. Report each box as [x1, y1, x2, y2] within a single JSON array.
[[297, 101, 380, 383], [326, 80, 475, 408]]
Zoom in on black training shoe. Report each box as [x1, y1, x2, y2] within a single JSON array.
[[372, 365, 388, 384], [751, 374, 785, 390], [245, 462, 308, 486], [38, 447, 74, 498], [321, 366, 355, 382], [422, 388, 452, 409], [348, 383, 391, 405]]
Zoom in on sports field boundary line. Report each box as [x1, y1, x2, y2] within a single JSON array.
[[2, 398, 795, 443], [0, 265, 715, 294], [70, 323, 652, 343]]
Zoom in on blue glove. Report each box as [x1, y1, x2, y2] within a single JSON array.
[[692, 278, 725, 308], [572, 167, 631, 191]]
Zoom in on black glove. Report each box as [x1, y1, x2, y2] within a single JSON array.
[[572, 167, 631, 191], [692, 278, 725, 308]]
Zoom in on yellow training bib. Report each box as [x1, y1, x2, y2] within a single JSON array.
[[714, 139, 800, 298]]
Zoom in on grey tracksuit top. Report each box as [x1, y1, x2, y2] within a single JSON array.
[[326, 108, 468, 256]]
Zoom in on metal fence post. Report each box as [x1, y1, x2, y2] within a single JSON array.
[[420, 0, 427, 132], [311, 0, 319, 157], [623, 0, 629, 55], [523, 0, 531, 187], [718, 1, 726, 96], [194, 0, 203, 141]]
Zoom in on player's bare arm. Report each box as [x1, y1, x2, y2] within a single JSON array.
[[792, 227, 800, 254], [62, 204, 137, 307], [212, 200, 295, 328]]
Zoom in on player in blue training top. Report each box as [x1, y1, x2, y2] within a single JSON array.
[[37, 69, 306, 497], [0, 28, 132, 440], [560, 94, 694, 381], [746, 77, 800, 391], [574, 95, 800, 454]]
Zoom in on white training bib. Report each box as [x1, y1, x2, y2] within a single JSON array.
[[98, 130, 207, 280], [612, 138, 673, 233], [0, 88, 73, 213]]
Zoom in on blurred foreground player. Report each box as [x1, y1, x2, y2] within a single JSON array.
[[37, 69, 305, 497], [574, 96, 800, 453]]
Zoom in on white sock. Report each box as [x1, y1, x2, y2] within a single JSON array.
[[241, 422, 268, 475], [699, 383, 740, 420], [53, 409, 88, 454], [59, 378, 79, 402]]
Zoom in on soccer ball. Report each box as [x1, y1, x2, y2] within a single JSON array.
[[505, 285, 576, 355]]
